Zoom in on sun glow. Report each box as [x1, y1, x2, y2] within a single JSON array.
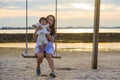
[[71, 3, 93, 10]]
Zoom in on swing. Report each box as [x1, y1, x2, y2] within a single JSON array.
[[22, 0, 61, 59]]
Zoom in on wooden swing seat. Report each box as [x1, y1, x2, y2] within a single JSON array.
[[21, 53, 61, 59]]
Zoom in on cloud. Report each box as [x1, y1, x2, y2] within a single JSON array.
[[0, 0, 26, 10], [1, 5, 20, 9], [1, 2, 120, 20], [34, 5, 55, 11], [0, 0, 29, 2], [57, 11, 94, 19], [100, 10, 120, 20], [0, 9, 25, 18], [70, 3, 94, 10], [0, 1, 6, 8], [58, 0, 94, 4], [101, 4, 120, 11], [101, 0, 120, 6], [0, 8, 55, 18]]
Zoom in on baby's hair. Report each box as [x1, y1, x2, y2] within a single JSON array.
[[39, 17, 47, 23]]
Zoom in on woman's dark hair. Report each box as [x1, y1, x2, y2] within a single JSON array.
[[46, 15, 55, 36]]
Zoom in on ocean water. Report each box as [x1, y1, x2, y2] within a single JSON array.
[[0, 29, 120, 34]]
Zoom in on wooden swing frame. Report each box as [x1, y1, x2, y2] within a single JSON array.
[[22, 0, 101, 69]]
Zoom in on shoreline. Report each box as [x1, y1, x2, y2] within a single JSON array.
[[0, 42, 120, 51]]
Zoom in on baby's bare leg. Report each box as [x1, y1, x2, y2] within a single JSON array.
[[43, 44, 47, 49]]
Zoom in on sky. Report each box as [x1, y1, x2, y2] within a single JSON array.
[[0, 0, 120, 28]]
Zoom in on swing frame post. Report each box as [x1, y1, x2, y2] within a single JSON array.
[[92, 0, 101, 69], [54, 0, 58, 55], [54, 0, 57, 55], [25, 0, 28, 55]]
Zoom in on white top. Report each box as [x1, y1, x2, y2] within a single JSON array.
[[36, 22, 41, 28], [36, 23, 50, 34]]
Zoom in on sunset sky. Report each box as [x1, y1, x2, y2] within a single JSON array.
[[0, 0, 120, 27]]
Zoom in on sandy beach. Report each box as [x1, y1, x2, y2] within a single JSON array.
[[0, 47, 120, 80]]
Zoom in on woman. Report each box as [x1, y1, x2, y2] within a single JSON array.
[[34, 15, 56, 78]]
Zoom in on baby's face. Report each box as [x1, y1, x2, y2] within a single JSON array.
[[40, 20, 47, 25]]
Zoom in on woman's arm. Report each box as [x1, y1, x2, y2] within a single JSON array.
[[46, 27, 51, 32]]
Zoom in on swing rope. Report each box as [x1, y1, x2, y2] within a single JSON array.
[[22, 0, 61, 58]]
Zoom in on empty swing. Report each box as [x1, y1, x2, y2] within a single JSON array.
[[22, 0, 61, 59]]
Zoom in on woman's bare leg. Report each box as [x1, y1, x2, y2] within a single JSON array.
[[36, 53, 44, 69], [45, 54, 55, 72]]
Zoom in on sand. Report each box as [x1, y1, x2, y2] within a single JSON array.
[[0, 47, 120, 80]]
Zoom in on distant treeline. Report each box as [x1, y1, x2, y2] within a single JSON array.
[[0, 27, 34, 30], [0, 26, 120, 30]]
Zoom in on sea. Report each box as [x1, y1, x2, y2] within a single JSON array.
[[0, 28, 120, 34]]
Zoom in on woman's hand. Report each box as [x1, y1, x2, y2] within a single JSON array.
[[46, 34, 54, 42]]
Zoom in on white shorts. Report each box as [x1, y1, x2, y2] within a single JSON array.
[[37, 33, 48, 46]]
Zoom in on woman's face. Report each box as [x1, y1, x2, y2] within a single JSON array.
[[47, 16, 54, 26]]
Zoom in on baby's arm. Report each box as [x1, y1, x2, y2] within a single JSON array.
[[35, 26, 42, 34], [33, 26, 42, 41], [32, 24, 37, 28]]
